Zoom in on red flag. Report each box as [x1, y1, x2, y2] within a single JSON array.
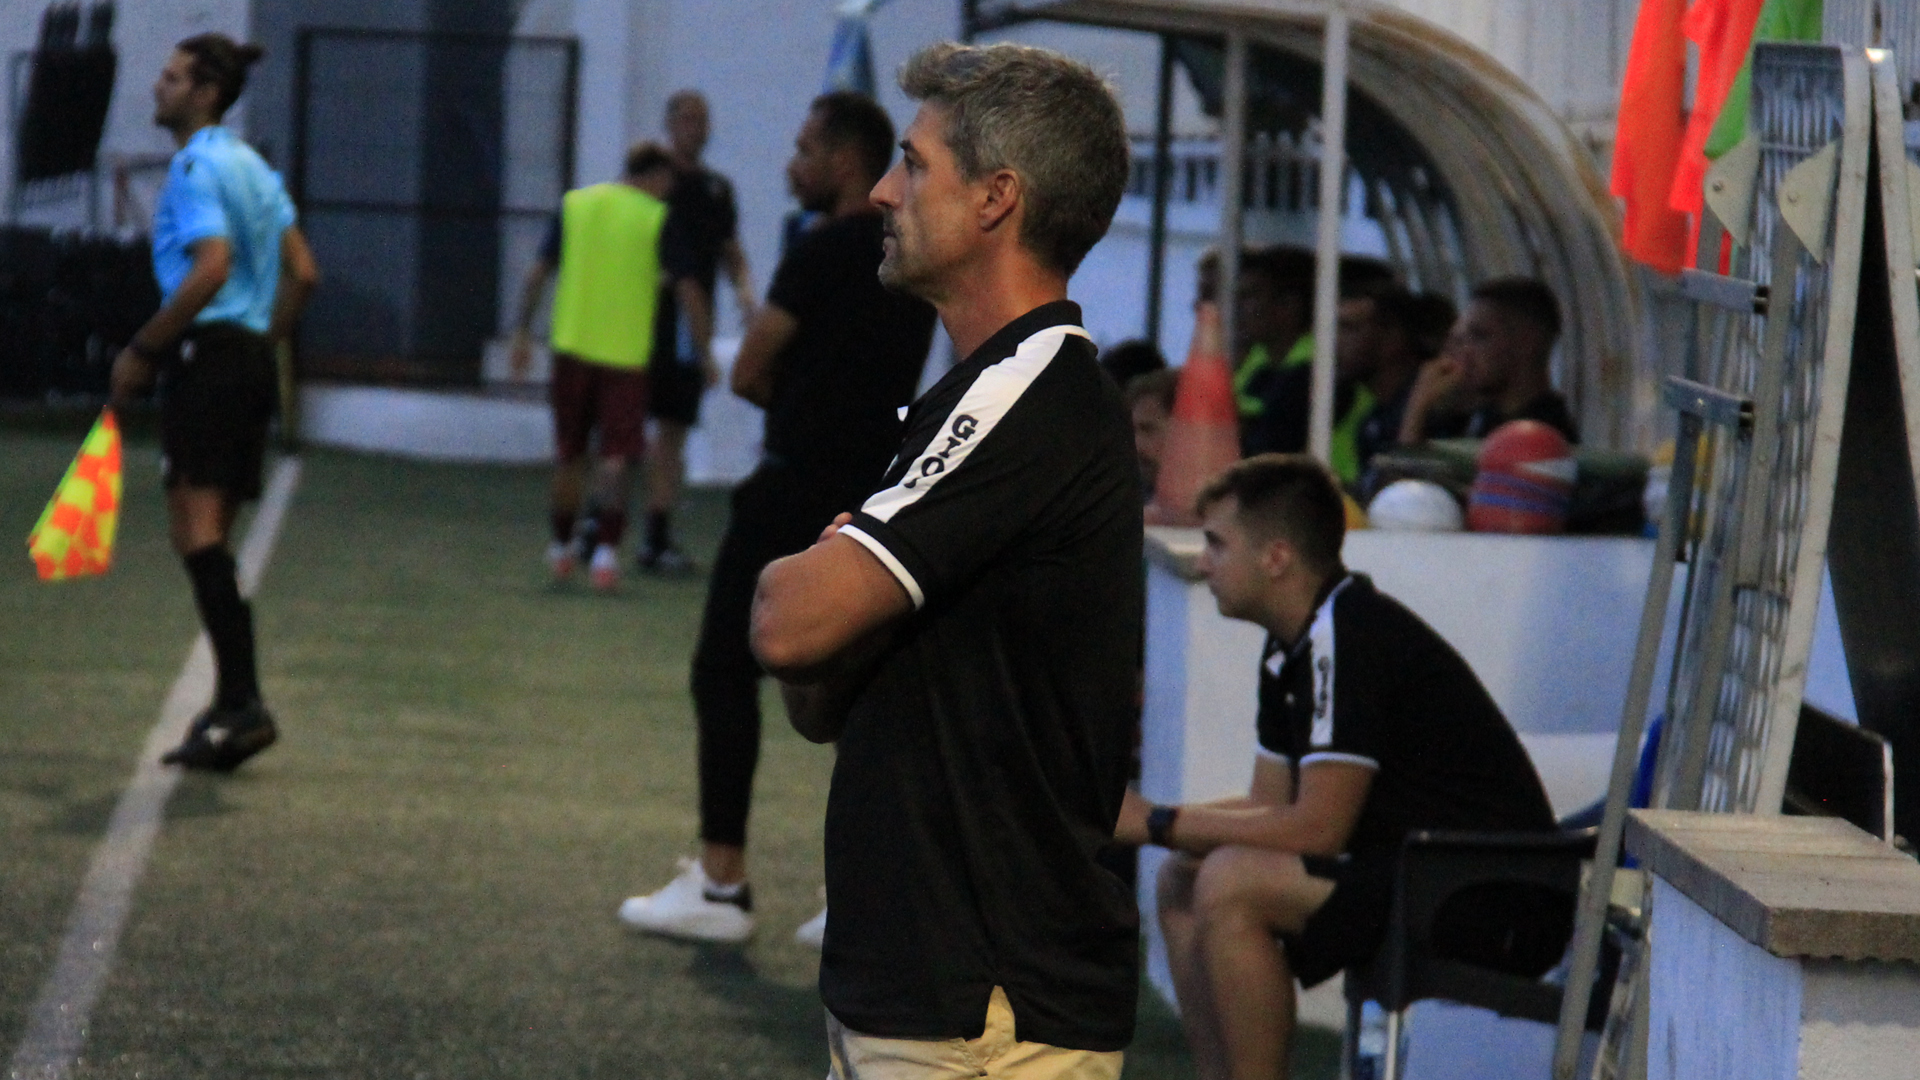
[[1669, 0, 1767, 222], [1612, 0, 1691, 274]]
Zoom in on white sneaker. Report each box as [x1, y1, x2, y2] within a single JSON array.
[[547, 540, 578, 581], [588, 544, 620, 592], [618, 857, 754, 943], [794, 905, 828, 949]]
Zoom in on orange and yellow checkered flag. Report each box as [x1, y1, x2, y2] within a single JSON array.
[[27, 409, 122, 581]]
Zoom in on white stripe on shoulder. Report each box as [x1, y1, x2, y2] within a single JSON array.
[[1305, 575, 1354, 748], [860, 324, 1090, 524], [839, 524, 925, 610], [1299, 751, 1380, 771]]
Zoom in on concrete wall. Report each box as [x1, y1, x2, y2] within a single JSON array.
[[1647, 876, 1920, 1080]]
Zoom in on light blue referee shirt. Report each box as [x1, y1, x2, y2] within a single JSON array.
[[151, 125, 297, 334]]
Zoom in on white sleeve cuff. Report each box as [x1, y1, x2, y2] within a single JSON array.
[[839, 525, 925, 610], [1255, 746, 1292, 764]]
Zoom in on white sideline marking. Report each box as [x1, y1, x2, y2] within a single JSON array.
[[7, 458, 303, 1080]]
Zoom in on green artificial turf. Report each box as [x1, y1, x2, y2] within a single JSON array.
[[0, 418, 1335, 1078]]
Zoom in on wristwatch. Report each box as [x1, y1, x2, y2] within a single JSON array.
[[1146, 804, 1180, 848]]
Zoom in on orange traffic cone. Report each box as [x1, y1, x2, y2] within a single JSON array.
[[1149, 303, 1242, 525]]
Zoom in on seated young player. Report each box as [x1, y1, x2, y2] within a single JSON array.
[[1398, 277, 1579, 446], [1115, 454, 1555, 1080]]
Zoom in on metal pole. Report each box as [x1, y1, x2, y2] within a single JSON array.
[[1308, 4, 1351, 465], [1146, 34, 1175, 348], [1551, 401, 1709, 1079], [1218, 31, 1248, 376]]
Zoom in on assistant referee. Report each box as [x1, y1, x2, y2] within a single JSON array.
[[110, 34, 319, 771]]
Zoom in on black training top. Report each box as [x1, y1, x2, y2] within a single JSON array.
[[1259, 574, 1556, 853], [666, 164, 738, 296], [1465, 390, 1581, 444], [648, 166, 741, 367], [826, 301, 1144, 1052], [762, 211, 935, 486]]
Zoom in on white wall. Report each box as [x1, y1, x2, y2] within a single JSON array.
[[1382, 0, 1634, 143], [541, 1, 1221, 345], [0, 0, 251, 228]]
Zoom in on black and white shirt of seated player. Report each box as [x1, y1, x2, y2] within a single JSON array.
[[1269, 576, 1382, 772], [1255, 571, 1558, 853], [838, 322, 1093, 608]]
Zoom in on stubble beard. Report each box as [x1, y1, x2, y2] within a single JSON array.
[[876, 234, 924, 298], [877, 249, 906, 292], [879, 212, 955, 301]]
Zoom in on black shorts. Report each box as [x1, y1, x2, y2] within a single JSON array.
[[1282, 849, 1398, 989], [648, 354, 705, 426], [160, 322, 277, 502]]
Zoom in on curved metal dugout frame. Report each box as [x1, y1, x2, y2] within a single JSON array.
[[974, 0, 1642, 447]]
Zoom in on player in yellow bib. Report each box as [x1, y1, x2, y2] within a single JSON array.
[[513, 143, 709, 589]]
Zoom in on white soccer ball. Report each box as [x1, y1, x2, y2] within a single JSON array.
[[1367, 479, 1464, 532]]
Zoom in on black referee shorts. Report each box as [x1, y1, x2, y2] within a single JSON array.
[[160, 322, 277, 502], [1282, 849, 1398, 989]]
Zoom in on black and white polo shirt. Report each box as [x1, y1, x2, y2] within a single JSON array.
[[1258, 573, 1557, 854], [823, 300, 1143, 1052]]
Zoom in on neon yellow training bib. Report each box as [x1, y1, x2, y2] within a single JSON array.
[[549, 183, 666, 370]]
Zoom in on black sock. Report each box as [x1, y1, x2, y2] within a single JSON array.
[[184, 545, 260, 709], [551, 510, 577, 545], [646, 510, 671, 553]]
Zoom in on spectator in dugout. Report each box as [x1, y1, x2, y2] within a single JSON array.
[[1101, 337, 1168, 388], [1229, 246, 1317, 457], [1397, 277, 1580, 446], [1341, 277, 1429, 479], [1240, 255, 1402, 487], [1405, 291, 1458, 367], [1125, 368, 1178, 498], [1115, 454, 1554, 1080]]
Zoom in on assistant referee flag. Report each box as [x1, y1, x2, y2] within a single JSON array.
[[28, 409, 121, 581]]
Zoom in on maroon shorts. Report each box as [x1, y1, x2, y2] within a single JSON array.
[[550, 353, 649, 462]]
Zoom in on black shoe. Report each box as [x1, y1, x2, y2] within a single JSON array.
[[162, 702, 279, 772], [637, 545, 696, 576]]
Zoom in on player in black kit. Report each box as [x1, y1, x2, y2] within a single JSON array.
[[1117, 454, 1555, 1080], [617, 92, 934, 945]]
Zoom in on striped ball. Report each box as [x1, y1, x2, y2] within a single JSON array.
[[1467, 420, 1575, 534]]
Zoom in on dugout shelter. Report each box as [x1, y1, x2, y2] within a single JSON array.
[[969, 0, 1644, 450]]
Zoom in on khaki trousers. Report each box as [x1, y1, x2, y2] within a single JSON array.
[[825, 987, 1123, 1080]]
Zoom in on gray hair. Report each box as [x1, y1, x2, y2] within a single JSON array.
[[899, 42, 1128, 278]]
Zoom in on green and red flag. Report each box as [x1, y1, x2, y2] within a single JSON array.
[[1668, 0, 1768, 220], [1666, 0, 1824, 266], [1701, 0, 1826, 162]]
